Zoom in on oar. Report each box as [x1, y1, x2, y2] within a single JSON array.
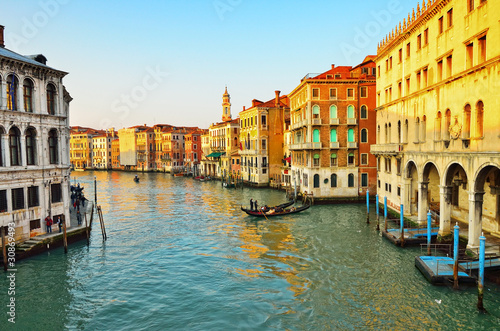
[[260, 208, 270, 221]]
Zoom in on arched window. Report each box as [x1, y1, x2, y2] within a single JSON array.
[[48, 129, 58, 164], [313, 153, 320, 167], [463, 104, 471, 138], [347, 105, 355, 118], [348, 129, 355, 142], [388, 123, 392, 143], [415, 118, 420, 142], [7, 74, 18, 111], [330, 105, 337, 119], [313, 129, 320, 143], [9, 126, 22, 166], [361, 128, 368, 143], [444, 109, 451, 140], [26, 127, 37, 165], [377, 125, 380, 143], [404, 120, 409, 143], [348, 153, 355, 165], [331, 174, 337, 187], [23, 79, 33, 112], [360, 105, 367, 119], [397, 121, 401, 143], [330, 153, 337, 166], [436, 111, 442, 140], [47, 84, 56, 115], [476, 101, 484, 137], [384, 124, 388, 143], [312, 105, 320, 118], [422, 115, 427, 141], [313, 174, 320, 188], [330, 129, 337, 142], [348, 173, 354, 187]]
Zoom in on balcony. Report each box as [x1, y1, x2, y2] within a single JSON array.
[[347, 142, 358, 149], [330, 142, 339, 149], [329, 118, 340, 125], [347, 118, 357, 125], [370, 143, 402, 156], [312, 118, 322, 125], [289, 143, 302, 150]]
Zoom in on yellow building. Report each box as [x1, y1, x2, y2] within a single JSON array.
[[70, 126, 99, 170], [371, 0, 500, 248], [239, 91, 289, 186]]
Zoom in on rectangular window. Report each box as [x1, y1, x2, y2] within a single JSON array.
[[406, 43, 411, 58], [446, 55, 452, 78], [378, 180, 381, 188], [398, 81, 402, 98], [261, 139, 267, 150], [437, 59, 443, 81], [0, 190, 6, 213], [417, 72, 421, 90], [361, 153, 368, 165], [417, 34, 422, 50], [385, 59, 388, 72], [377, 66, 380, 77], [347, 88, 354, 99], [406, 77, 410, 96], [329, 88, 337, 99], [28, 186, 39, 208], [361, 173, 368, 187], [478, 35, 486, 63], [51, 183, 62, 203], [12, 188, 24, 211], [312, 88, 319, 99], [389, 56, 393, 69], [398, 48, 402, 63], [397, 187, 401, 197], [424, 28, 429, 46], [372, 67, 376, 76], [261, 115, 267, 126], [423, 68, 428, 88], [330, 156, 337, 167], [438, 16, 444, 34], [466, 43, 474, 69], [360, 87, 367, 98], [30, 219, 41, 230], [468, 0, 474, 13], [447, 8, 453, 28]]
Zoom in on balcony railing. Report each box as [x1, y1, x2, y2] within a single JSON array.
[[370, 143, 402, 155], [329, 118, 340, 125], [347, 118, 357, 125], [347, 142, 358, 149], [312, 118, 322, 125], [330, 142, 339, 149]]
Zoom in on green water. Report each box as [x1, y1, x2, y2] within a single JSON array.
[[1, 171, 499, 330]]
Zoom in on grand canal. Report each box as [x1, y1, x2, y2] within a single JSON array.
[[2, 171, 500, 330]]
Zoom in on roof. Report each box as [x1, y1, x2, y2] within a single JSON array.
[[0, 47, 67, 75]]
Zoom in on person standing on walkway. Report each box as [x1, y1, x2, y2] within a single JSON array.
[[57, 217, 63, 233], [45, 216, 52, 233], [250, 199, 254, 211]]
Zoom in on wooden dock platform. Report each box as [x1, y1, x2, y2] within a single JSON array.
[[415, 256, 476, 285], [383, 227, 439, 246]]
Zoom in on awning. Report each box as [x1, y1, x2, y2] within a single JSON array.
[[206, 152, 225, 158]]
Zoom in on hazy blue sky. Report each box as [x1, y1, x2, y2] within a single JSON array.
[[1, 0, 417, 129]]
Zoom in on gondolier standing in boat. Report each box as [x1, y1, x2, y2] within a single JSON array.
[[250, 199, 254, 211], [254, 200, 258, 211]]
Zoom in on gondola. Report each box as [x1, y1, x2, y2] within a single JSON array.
[[241, 200, 300, 217], [133, 176, 140, 183]]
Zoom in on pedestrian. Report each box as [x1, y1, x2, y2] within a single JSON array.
[[250, 198, 254, 211], [45, 216, 52, 233], [254, 200, 258, 211], [77, 210, 82, 226], [57, 217, 63, 233], [70, 192, 75, 206]]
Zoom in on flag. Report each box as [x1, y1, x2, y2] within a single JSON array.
[[239, 142, 243, 151]]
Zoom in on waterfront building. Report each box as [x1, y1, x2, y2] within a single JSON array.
[[70, 126, 100, 170], [0, 25, 72, 240], [289, 58, 377, 199], [185, 129, 206, 175], [92, 129, 117, 170], [200, 131, 211, 175], [111, 136, 121, 169], [203, 88, 240, 179], [136, 126, 155, 172], [371, 0, 500, 247], [118, 125, 148, 171], [239, 91, 290, 187]]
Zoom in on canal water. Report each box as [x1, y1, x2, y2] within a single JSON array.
[[2, 171, 500, 330]]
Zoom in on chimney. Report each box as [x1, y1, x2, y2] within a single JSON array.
[[0, 25, 4, 48], [331, 64, 335, 69], [275, 90, 281, 107], [243, 106, 246, 111], [252, 99, 258, 107]]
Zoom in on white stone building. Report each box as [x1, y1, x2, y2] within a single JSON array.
[[0, 25, 72, 241]]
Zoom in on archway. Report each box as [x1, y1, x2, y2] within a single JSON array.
[[420, 162, 441, 223], [440, 163, 469, 235], [404, 161, 418, 216]]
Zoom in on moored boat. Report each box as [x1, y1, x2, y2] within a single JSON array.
[[241, 203, 310, 217]]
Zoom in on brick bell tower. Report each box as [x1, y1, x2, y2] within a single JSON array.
[[222, 86, 231, 122]]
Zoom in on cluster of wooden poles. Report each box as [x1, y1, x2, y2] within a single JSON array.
[[365, 190, 488, 312]]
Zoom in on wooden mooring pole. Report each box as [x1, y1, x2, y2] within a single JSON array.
[[97, 206, 107, 241], [84, 213, 90, 245], [376, 194, 380, 231], [63, 217, 68, 254], [453, 222, 459, 290], [477, 233, 486, 312], [1, 227, 7, 271]]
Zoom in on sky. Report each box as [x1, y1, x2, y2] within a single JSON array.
[[1, 0, 418, 130]]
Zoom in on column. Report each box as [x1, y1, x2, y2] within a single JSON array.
[[468, 191, 485, 249], [439, 185, 453, 236], [418, 181, 429, 222], [402, 177, 411, 216]]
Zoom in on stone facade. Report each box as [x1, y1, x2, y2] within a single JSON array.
[[0, 25, 72, 241], [372, 0, 500, 248]]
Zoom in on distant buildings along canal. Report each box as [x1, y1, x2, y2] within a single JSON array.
[[0, 25, 72, 241]]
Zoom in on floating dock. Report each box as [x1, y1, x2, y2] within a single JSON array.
[[383, 227, 439, 246], [415, 256, 476, 285]]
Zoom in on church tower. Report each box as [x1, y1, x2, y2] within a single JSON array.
[[222, 86, 231, 122]]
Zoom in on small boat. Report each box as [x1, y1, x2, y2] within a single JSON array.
[[174, 173, 185, 177], [223, 182, 236, 188], [133, 176, 140, 183], [241, 203, 310, 217]]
